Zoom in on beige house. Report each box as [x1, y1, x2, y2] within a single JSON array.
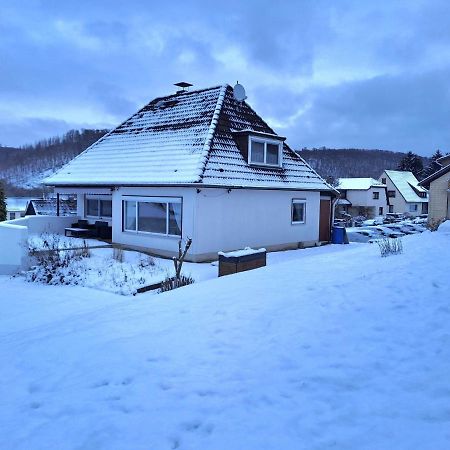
[[419, 155, 450, 225], [378, 170, 428, 217]]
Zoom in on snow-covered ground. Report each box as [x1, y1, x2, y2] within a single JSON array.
[[1, 226, 450, 449]]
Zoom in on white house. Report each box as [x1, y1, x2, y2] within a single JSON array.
[[378, 170, 428, 217], [337, 178, 387, 218], [44, 83, 337, 261], [5, 197, 29, 221], [419, 155, 450, 225]]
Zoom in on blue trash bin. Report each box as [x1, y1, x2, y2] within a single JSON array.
[[332, 226, 345, 244]]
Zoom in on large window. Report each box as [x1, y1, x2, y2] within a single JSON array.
[[409, 204, 418, 212], [85, 196, 112, 219], [291, 199, 306, 224], [123, 197, 182, 236], [249, 137, 282, 167]]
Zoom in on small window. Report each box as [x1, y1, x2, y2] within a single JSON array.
[[381, 178, 386, 184], [389, 205, 394, 213], [249, 137, 281, 167], [85, 196, 112, 219], [373, 192, 380, 200], [418, 192, 427, 198], [10, 212, 16, 220], [387, 190, 396, 198], [379, 207, 383, 215], [409, 204, 418, 212], [292, 199, 306, 224], [86, 198, 99, 216]]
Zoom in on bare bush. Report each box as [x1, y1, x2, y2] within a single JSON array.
[[113, 247, 124, 263], [377, 237, 403, 257], [159, 274, 194, 293], [428, 218, 445, 232]]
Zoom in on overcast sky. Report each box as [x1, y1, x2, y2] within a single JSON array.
[[1, 0, 449, 155]]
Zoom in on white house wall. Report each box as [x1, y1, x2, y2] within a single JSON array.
[[345, 188, 387, 217], [193, 188, 321, 260], [112, 186, 197, 257]]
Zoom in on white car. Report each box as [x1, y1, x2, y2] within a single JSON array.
[[346, 228, 380, 243]]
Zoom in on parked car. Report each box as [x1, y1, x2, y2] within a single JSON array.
[[346, 228, 380, 243], [384, 213, 405, 223], [363, 225, 405, 238]]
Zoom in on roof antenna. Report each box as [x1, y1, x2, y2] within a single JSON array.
[[174, 81, 193, 94]]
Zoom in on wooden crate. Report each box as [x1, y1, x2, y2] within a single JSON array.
[[218, 250, 267, 277]]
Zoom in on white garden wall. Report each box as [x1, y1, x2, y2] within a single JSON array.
[[0, 216, 79, 275]]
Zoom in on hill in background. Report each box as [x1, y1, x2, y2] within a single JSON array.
[[298, 147, 430, 182], [1, 130, 431, 196], [0, 129, 109, 196]]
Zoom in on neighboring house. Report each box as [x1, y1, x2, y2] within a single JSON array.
[[419, 157, 450, 225], [25, 198, 77, 216], [337, 178, 387, 218], [378, 170, 428, 217], [44, 83, 337, 261], [5, 197, 29, 221]]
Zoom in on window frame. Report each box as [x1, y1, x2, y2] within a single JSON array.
[[85, 195, 112, 219], [248, 136, 283, 168], [291, 199, 306, 225], [409, 203, 418, 212], [387, 190, 396, 198], [373, 191, 380, 200], [122, 196, 183, 237]]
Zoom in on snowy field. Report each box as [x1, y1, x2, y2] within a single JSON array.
[[1, 225, 450, 449]]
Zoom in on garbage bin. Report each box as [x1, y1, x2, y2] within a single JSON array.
[[332, 226, 346, 244]]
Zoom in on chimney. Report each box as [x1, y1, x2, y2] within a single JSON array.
[[174, 81, 193, 94]]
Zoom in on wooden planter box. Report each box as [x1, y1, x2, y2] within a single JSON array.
[[218, 248, 267, 277]]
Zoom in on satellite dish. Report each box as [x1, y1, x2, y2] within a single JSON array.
[[233, 83, 247, 102]]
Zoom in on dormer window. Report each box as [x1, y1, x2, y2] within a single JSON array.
[[249, 137, 282, 167]]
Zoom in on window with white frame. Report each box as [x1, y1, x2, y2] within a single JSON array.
[[248, 137, 282, 167], [85, 195, 112, 219], [409, 203, 418, 212], [123, 197, 182, 236], [291, 199, 306, 224]]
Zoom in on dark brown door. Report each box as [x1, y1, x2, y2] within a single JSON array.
[[319, 199, 331, 241]]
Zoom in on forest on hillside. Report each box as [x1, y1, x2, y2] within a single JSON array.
[[0, 130, 436, 196], [298, 147, 430, 181], [0, 129, 108, 195]]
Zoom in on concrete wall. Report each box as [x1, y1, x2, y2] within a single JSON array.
[[0, 222, 28, 275], [0, 216, 79, 275], [428, 174, 450, 224]]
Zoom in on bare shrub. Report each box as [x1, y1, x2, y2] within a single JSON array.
[[159, 274, 194, 293], [27, 233, 85, 284], [113, 247, 124, 263], [138, 254, 155, 269], [377, 237, 403, 257], [428, 218, 445, 232]]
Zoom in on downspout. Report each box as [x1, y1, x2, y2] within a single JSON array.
[[56, 193, 60, 217]]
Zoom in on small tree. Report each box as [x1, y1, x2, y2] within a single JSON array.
[[160, 238, 194, 292], [0, 181, 7, 222]]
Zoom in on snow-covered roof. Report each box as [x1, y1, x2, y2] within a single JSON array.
[[337, 178, 385, 190], [384, 170, 428, 203], [45, 85, 333, 192], [5, 197, 30, 211], [419, 164, 450, 188], [27, 198, 77, 216]]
